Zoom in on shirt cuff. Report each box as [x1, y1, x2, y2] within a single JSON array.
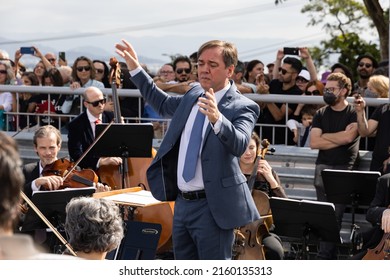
[[211, 114, 223, 134], [31, 179, 41, 192], [129, 67, 142, 77]]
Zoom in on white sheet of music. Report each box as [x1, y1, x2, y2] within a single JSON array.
[[101, 190, 162, 207]]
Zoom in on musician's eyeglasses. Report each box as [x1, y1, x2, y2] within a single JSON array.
[[358, 62, 373, 68], [76, 66, 91, 72], [176, 68, 191, 74], [85, 98, 106, 107]]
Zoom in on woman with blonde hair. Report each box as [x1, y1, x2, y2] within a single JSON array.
[[365, 75, 389, 98]]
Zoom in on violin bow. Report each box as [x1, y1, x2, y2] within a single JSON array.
[[20, 191, 77, 257], [63, 121, 114, 181]]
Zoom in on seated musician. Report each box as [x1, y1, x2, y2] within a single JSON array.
[[64, 197, 124, 260], [67, 86, 122, 171], [351, 173, 390, 259], [239, 131, 287, 260], [0, 132, 76, 259], [22, 125, 110, 251]]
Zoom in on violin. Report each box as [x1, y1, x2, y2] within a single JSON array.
[[41, 158, 98, 190]]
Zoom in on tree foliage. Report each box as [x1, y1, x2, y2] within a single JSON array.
[[276, 0, 388, 73]]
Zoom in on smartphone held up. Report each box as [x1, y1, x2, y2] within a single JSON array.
[[20, 47, 35, 55], [283, 47, 299, 56]]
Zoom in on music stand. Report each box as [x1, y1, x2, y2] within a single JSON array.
[[322, 169, 380, 253], [322, 169, 380, 226], [107, 220, 161, 260], [269, 197, 340, 259], [92, 123, 154, 188], [21, 188, 95, 232]]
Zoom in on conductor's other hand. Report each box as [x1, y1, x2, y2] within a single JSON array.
[[99, 157, 123, 167], [115, 39, 140, 71]]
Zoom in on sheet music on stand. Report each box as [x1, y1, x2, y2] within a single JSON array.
[[101, 190, 162, 207]]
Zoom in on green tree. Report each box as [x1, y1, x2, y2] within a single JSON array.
[[276, 0, 388, 67]]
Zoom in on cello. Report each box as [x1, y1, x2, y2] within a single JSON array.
[[97, 58, 174, 254], [363, 205, 390, 260]]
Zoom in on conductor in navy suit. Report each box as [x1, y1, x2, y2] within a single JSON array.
[[116, 39, 261, 259]]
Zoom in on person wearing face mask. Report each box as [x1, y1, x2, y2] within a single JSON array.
[[310, 72, 360, 260], [358, 75, 389, 151]]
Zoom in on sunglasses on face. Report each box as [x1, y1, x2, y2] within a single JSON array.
[[296, 78, 309, 83], [358, 62, 373, 68], [76, 66, 91, 72], [47, 58, 56, 62], [176, 68, 191, 74], [85, 98, 106, 107], [278, 67, 294, 75], [305, 90, 321, 95], [0, 70, 7, 74], [95, 69, 104, 74]]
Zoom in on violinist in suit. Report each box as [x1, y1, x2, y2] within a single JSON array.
[[23, 125, 65, 199], [116, 39, 260, 259], [67, 86, 122, 171]]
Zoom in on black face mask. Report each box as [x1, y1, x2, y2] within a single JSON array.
[[323, 90, 338, 106]]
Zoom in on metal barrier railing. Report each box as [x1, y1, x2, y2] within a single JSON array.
[[1, 84, 388, 146]]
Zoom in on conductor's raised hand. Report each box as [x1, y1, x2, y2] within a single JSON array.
[[115, 39, 140, 71], [198, 88, 220, 124]]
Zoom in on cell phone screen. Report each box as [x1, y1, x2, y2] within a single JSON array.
[[20, 47, 35, 55]]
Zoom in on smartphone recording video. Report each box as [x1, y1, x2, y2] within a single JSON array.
[[283, 47, 299, 56], [20, 47, 35, 55]]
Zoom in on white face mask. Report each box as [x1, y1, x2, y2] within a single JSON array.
[[364, 89, 378, 98]]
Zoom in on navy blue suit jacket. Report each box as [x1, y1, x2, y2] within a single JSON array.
[[131, 69, 261, 229]]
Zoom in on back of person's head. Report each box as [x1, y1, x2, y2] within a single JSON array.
[[65, 197, 124, 254], [198, 40, 238, 69], [283, 57, 303, 73], [356, 53, 379, 69], [327, 72, 352, 95], [0, 132, 24, 232], [301, 104, 317, 118]]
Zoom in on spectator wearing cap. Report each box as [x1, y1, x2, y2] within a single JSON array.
[[295, 68, 310, 93], [320, 71, 331, 85], [353, 53, 378, 95]]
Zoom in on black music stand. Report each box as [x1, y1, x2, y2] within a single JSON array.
[[269, 197, 340, 259], [322, 169, 380, 252], [21, 188, 95, 232], [92, 123, 154, 188], [107, 220, 161, 260]]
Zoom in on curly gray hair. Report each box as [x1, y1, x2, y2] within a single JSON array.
[[65, 197, 124, 254]]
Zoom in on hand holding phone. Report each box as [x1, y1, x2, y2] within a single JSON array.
[[20, 47, 35, 55], [59, 52, 66, 62], [283, 47, 299, 56]]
